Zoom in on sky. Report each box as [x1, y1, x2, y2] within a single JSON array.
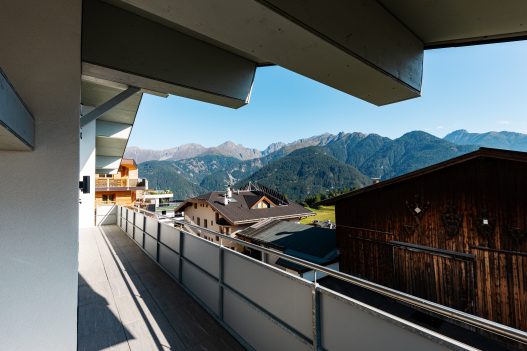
[[128, 41, 527, 151]]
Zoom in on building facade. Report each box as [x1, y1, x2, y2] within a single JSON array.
[[95, 159, 146, 206], [324, 148, 527, 331]]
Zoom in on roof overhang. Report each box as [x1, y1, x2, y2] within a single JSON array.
[[102, 0, 423, 106], [97, 0, 527, 106], [379, 1, 527, 49], [82, 0, 256, 109], [81, 77, 143, 174]]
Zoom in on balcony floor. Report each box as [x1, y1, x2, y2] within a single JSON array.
[[78, 225, 244, 351]]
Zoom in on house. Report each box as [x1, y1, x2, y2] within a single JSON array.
[[175, 183, 314, 242], [95, 159, 147, 206], [236, 219, 339, 281], [321, 148, 527, 331]]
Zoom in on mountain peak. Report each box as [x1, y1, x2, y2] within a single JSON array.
[[444, 129, 527, 151]]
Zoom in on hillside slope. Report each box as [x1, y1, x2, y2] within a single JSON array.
[[237, 147, 371, 200], [138, 161, 206, 200]]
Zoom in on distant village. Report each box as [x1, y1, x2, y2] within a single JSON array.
[[95, 147, 527, 333]]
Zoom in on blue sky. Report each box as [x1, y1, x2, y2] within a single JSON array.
[[128, 41, 527, 150]]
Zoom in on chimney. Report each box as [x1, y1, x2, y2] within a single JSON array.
[[371, 177, 381, 184], [224, 194, 228, 206], [227, 186, 232, 198]]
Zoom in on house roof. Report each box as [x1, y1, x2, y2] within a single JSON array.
[[236, 219, 338, 272], [320, 147, 527, 206], [176, 190, 314, 225], [120, 158, 137, 170]]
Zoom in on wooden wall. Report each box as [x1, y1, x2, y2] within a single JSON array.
[[336, 157, 527, 330], [95, 191, 136, 206]]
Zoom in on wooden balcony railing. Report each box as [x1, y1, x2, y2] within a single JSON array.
[[95, 178, 146, 189]]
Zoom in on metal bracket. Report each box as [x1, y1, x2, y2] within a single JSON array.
[[80, 86, 140, 127]]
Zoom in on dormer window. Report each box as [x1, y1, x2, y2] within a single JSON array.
[[257, 200, 271, 209]]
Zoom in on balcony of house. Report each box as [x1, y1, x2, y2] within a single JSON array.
[[77, 205, 527, 351], [95, 178, 147, 191]]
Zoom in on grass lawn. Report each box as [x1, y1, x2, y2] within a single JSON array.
[[300, 206, 335, 224]]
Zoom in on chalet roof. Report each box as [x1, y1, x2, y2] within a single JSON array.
[[236, 219, 338, 272], [176, 191, 314, 225], [320, 147, 527, 206], [120, 158, 138, 170]]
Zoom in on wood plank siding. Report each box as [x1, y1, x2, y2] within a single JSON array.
[[335, 156, 527, 330]]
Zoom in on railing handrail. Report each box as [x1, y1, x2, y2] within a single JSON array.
[[127, 205, 527, 345]]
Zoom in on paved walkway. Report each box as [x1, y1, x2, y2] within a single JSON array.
[[78, 225, 244, 351]]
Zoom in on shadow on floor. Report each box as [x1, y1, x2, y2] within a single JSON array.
[[79, 225, 244, 351], [78, 274, 131, 350]]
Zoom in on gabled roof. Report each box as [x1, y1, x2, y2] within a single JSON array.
[[320, 147, 527, 206], [120, 158, 137, 170], [237, 219, 338, 272], [176, 190, 313, 225]]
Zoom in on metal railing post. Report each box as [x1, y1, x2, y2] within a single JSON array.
[[156, 222, 161, 262], [219, 238, 225, 321], [312, 272, 321, 351], [178, 230, 184, 283], [132, 211, 136, 240]]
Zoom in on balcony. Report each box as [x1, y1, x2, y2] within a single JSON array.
[[79, 225, 243, 350], [95, 178, 147, 190], [75, 205, 527, 351]]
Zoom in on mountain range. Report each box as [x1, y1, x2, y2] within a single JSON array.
[[129, 130, 526, 201], [126, 141, 280, 163], [444, 129, 527, 151]]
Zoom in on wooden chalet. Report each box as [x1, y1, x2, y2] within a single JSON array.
[[95, 159, 146, 206], [321, 148, 527, 331]]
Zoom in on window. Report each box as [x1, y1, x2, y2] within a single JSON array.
[[102, 195, 108, 202], [109, 194, 115, 202], [194, 203, 197, 209], [204, 219, 208, 228], [211, 221, 214, 226], [257, 200, 271, 209], [197, 217, 200, 226], [215, 213, 220, 222]]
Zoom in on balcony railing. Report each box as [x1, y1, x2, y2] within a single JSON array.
[[116, 205, 527, 350], [95, 178, 146, 189]]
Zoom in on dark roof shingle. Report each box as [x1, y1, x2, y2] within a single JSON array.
[[176, 190, 314, 224]]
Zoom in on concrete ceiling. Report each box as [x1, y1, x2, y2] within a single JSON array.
[[92, 0, 527, 107], [99, 0, 423, 106], [379, 0, 527, 48], [81, 78, 142, 174]]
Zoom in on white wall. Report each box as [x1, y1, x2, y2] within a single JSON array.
[[79, 120, 96, 227], [184, 203, 222, 232], [0, 1, 81, 350]]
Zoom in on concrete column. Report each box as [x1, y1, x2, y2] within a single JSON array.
[[79, 120, 96, 228], [0, 1, 81, 350]]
